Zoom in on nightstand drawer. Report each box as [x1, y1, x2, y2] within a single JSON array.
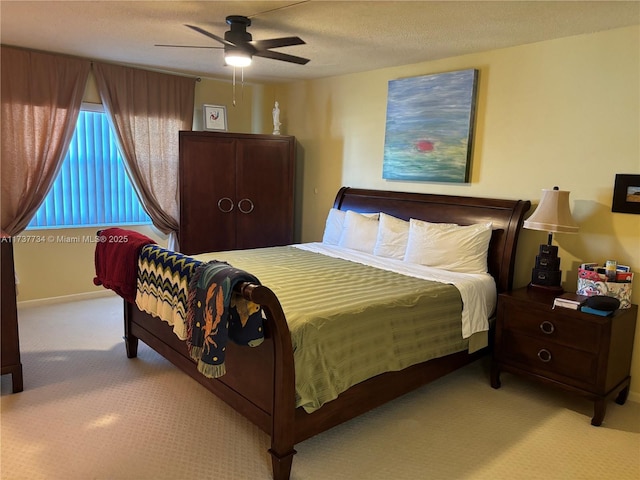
[[500, 300, 601, 353], [501, 331, 598, 387]]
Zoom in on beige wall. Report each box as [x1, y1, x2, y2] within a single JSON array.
[[194, 77, 257, 134], [12, 26, 640, 394], [12, 225, 167, 303]]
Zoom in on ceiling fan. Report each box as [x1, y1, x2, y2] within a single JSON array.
[[156, 15, 310, 67]]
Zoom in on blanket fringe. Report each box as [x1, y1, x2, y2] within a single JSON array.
[[197, 360, 227, 379], [189, 345, 203, 363]]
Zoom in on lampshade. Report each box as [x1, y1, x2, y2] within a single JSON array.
[[524, 187, 579, 234]]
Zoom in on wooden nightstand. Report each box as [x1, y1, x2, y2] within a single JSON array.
[[491, 287, 637, 426]]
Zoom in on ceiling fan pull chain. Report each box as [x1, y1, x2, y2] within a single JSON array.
[[232, 67, 237, 107]]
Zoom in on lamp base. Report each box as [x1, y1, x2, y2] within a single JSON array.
[[529, 243, 564, 293]]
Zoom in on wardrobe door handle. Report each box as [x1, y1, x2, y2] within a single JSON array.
[[540, 320, 555, 334], [238, 198, 254, 214], [537, 349, 552, 363], [217, 197, 234, 213]]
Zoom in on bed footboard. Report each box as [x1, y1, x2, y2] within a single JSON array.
[[240, 284, 297, 480], [123, 303, 139, 359], [124, 282, 297, 480]]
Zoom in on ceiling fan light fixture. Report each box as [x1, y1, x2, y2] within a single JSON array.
[[225, 51, 252, 67], [175, 16, 309, 69]]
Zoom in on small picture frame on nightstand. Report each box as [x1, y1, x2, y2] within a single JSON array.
[[203, 104, 227, 131]]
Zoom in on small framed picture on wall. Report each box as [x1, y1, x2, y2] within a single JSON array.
[[203, 104, 227, 131], [612, 174, 640, 214]]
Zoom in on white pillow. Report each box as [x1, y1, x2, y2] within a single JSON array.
[[408, 217, 460, 232], [404, 220, 493, 274], [322, 208, 346, 245], [373, 213, 410, 259], [400, 217, 459, 258], [338, 210, 380, 253]]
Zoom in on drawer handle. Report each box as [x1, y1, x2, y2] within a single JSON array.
[[238, 198, 255, 214], [540, 320, 555, 334], [537, 348, 552, 363], [217, 197, 234, 213]]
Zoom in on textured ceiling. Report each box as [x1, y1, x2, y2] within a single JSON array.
[[1, 1, 639, 82]]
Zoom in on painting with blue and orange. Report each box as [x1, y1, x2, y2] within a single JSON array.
[[383, 69, 478, 183]]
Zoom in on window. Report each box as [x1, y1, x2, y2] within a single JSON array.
[[28, 105, 152, 229]]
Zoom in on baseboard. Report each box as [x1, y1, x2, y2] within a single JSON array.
[[628, 391, 640, 404], [17, 290, 117, 308]]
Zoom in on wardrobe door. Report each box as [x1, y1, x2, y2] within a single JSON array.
[[235, 137, 295, 249], [179, 133, 237, 255]]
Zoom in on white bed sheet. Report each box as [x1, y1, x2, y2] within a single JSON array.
[[294, 242, 496, 338]]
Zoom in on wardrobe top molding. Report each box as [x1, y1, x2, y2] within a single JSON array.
[[181, 131, 295, 141]]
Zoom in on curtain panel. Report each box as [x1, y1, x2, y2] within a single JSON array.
[[1, 46, 90, 236], [92, 62, 195, 248]]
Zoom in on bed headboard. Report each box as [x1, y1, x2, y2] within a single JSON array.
[[333, 187, 531, 293]]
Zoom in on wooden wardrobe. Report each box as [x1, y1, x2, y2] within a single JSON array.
[[178, 131, 296, 255]]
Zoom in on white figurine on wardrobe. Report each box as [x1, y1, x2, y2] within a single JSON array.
[[272, 101, 281, 135]]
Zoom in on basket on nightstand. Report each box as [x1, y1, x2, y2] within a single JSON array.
[[577, 266, 633, 309]]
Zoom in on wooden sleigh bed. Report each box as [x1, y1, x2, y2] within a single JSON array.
[[123, 187, 530, 480]]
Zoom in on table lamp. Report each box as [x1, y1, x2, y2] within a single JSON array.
[[523, 186, 579, 292]]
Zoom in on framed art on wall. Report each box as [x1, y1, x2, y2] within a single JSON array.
[[612, 174, 640, 214], [203, 104, 227, 131], [383, 69, 478, 183]]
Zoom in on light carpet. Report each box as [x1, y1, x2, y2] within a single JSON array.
[[1, 295, 639, 480]]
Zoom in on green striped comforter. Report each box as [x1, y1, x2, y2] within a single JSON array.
[[195, 245, 468, 413]]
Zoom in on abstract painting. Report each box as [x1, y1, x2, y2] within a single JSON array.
[[383, 69, 478, 182]]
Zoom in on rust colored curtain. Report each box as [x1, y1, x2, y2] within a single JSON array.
[[92, 62, 195, 249], [1, 46, 90, 236]]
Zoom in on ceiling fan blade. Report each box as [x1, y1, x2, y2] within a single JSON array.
[[254, 50, 310, 65], [155, 44, 223, 49], [185, 24, 235, 47], [250, 37, 305, 50]]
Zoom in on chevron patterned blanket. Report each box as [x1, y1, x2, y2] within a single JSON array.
[[135, 244, 203, 340]]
